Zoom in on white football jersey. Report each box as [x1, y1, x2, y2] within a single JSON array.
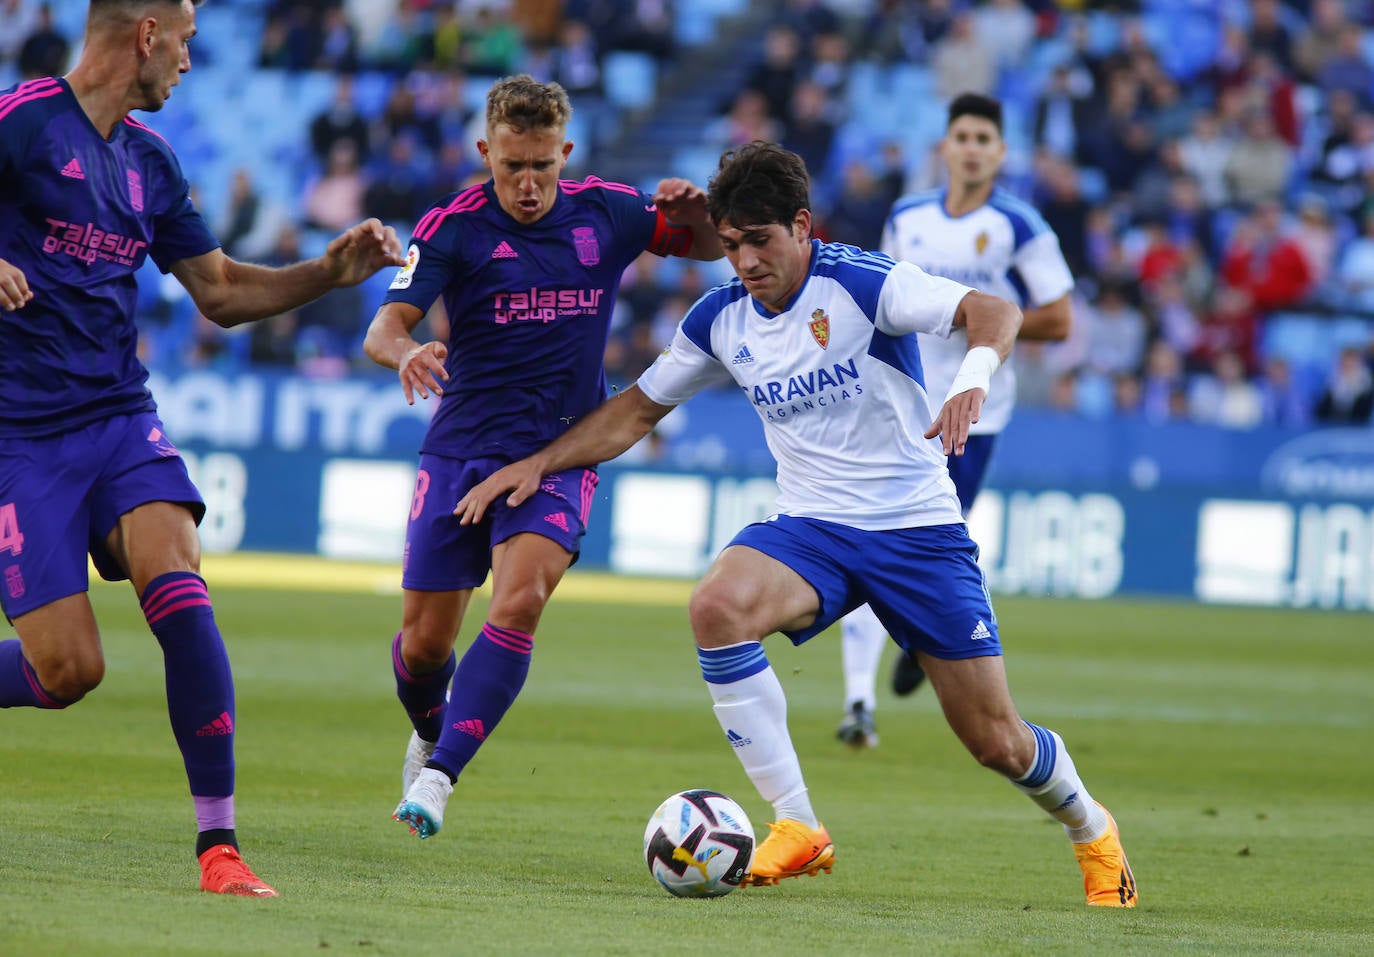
[[637, 240, 972, 531], [881, 188, 1073, 434]]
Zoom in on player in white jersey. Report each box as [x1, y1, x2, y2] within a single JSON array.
[[837, 93, 1076, 749], [454, 142, 1136, 906]]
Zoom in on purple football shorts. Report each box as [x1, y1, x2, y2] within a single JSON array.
[[0, 411, 205, 619], [401, 453, 599, 592]]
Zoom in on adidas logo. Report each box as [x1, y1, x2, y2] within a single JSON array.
[[491, 241, 518, 259], [970, 619, 992, 641], [543, 512, 570, 532], [60, 157, 85, 180], [726, 729, 751, 749], [453, 718, 487, 740], [195, 711, 234, 737], [731, 344, 755, 365]]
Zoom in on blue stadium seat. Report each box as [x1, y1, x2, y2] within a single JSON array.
[[603, 52, 658, 112]]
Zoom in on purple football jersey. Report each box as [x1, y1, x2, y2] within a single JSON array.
[[0, 78, 219, 439], [383, 176, 690, 460]]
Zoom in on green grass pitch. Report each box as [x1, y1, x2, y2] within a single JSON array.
[[1, 556, 1371, 956]]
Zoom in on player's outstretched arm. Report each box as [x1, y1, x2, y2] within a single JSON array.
[[0, 257, 33, 312], [171, 218, 404, 327], [652, 178, 724, 261], [926, 291, 1021, 456], [363, 301, 449, 405], [1018, 292, 1072, 342], [455, 385, 675, 525]]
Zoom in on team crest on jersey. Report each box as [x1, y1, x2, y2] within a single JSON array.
[[809, 309, 830, 349], [127, 170, 144, 212], [390, 244, 420, 290], [975, 230, 989, 255], [572, 226, 600, 266]]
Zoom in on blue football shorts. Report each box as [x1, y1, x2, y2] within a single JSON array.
[[0, 411, 205, 619], [401, 452, 598, 592], [727, 514, 1001, 661]]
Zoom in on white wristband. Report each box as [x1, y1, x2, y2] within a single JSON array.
[[942, 345, 1001, 405]]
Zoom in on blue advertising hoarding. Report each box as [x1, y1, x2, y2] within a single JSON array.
[[157, 371, 1374, 611]]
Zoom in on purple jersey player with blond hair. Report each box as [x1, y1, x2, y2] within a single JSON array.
[[0, 0, 403, 896], [364, 74, 722, 841]]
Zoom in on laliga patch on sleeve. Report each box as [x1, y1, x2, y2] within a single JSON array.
[[390, 244, 420, 290]]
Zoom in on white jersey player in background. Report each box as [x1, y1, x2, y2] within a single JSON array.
[[837, 92, 1075, 749], [454, 141, 1135, 906]]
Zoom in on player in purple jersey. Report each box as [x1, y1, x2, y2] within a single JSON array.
[[0, 0, 403, 897], [454, 142, 1136, 907], [362, 75, 722, 841]]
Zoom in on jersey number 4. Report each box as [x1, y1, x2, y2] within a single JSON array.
[[0, 503, 23, 556]]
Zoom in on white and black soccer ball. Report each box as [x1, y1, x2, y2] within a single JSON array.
[[643, 789, 754, 898]]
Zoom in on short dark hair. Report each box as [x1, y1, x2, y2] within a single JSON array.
[[88, 0, 204, 23], [707, 141, 811, 230], [947, 92, 1003, 134]]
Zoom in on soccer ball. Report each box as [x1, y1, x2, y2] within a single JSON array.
[[643, 789, 754, 898]]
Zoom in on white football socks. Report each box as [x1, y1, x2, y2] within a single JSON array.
[[705, 645, 818, 828], [1014, 725, 1109, 843], [839, 604, 888, 712]]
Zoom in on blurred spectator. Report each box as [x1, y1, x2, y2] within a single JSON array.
[[778, 0, 841, 47], [364, 134, 431, 225], [611, 0, 677, 62], [375, 83, 442, 157], [781, 80, 837, 182], [1032, 64, 1092, 164], [1189, 350, 1263, 429], [366, 3, 431, 72], [1082, 279, 1148, 376], [932, 12, 996, 99], [18, 2, 69, 79], [1314, 346, 1374, 424], [975, 0, 1036, 70], [705, 89, 782, 151], [303, 140, 367, 232], [1223, 110, 1293, 207], [1335, 208, 1374, 312], [1291, 194, 1338, 291], [218, 169, 290, 262], [1317, 28, 1374, 109], [316, 7, 361, 72], [805, 31, 851, 108], [822, 160, 898, 250], [1140, 339, 1186, 423], [1257, 356, 1312, 428], [1247, 0, 1295, 75], [1312, 106, 1374, 216], [1219, 200, 1315, 313], [1033, 152, 1090, 276], [743, 25, 802, 123], [465, 4, 524, 75], [1178, 110, 1234, 209], [1293, 0, 1348, 84], [1146, 272, 1202, 357], [0, 0, 40, 66], [1191, 283, 1259, 373], [1112, 371, 1143, 417], [310, 76, 371, 167]]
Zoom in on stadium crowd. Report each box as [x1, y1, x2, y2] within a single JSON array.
[[4, 0, 1374, 429]]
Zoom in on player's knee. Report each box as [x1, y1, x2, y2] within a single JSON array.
[[686, 584, 747, 640], [486, 584, 550, 634], [34, 655, 104, 704], [964, 728, 1025, 777]]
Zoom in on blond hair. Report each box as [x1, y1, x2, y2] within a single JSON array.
[[485, 74, 572, 133]]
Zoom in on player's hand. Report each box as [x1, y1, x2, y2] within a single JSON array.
[[454, 459, 547, 525], [0, 258, 34, 311], [652, 178, 710, 226], [925, 388, 985, 457], [398, 341, 449, 405], [322, 218, 405, 286]]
